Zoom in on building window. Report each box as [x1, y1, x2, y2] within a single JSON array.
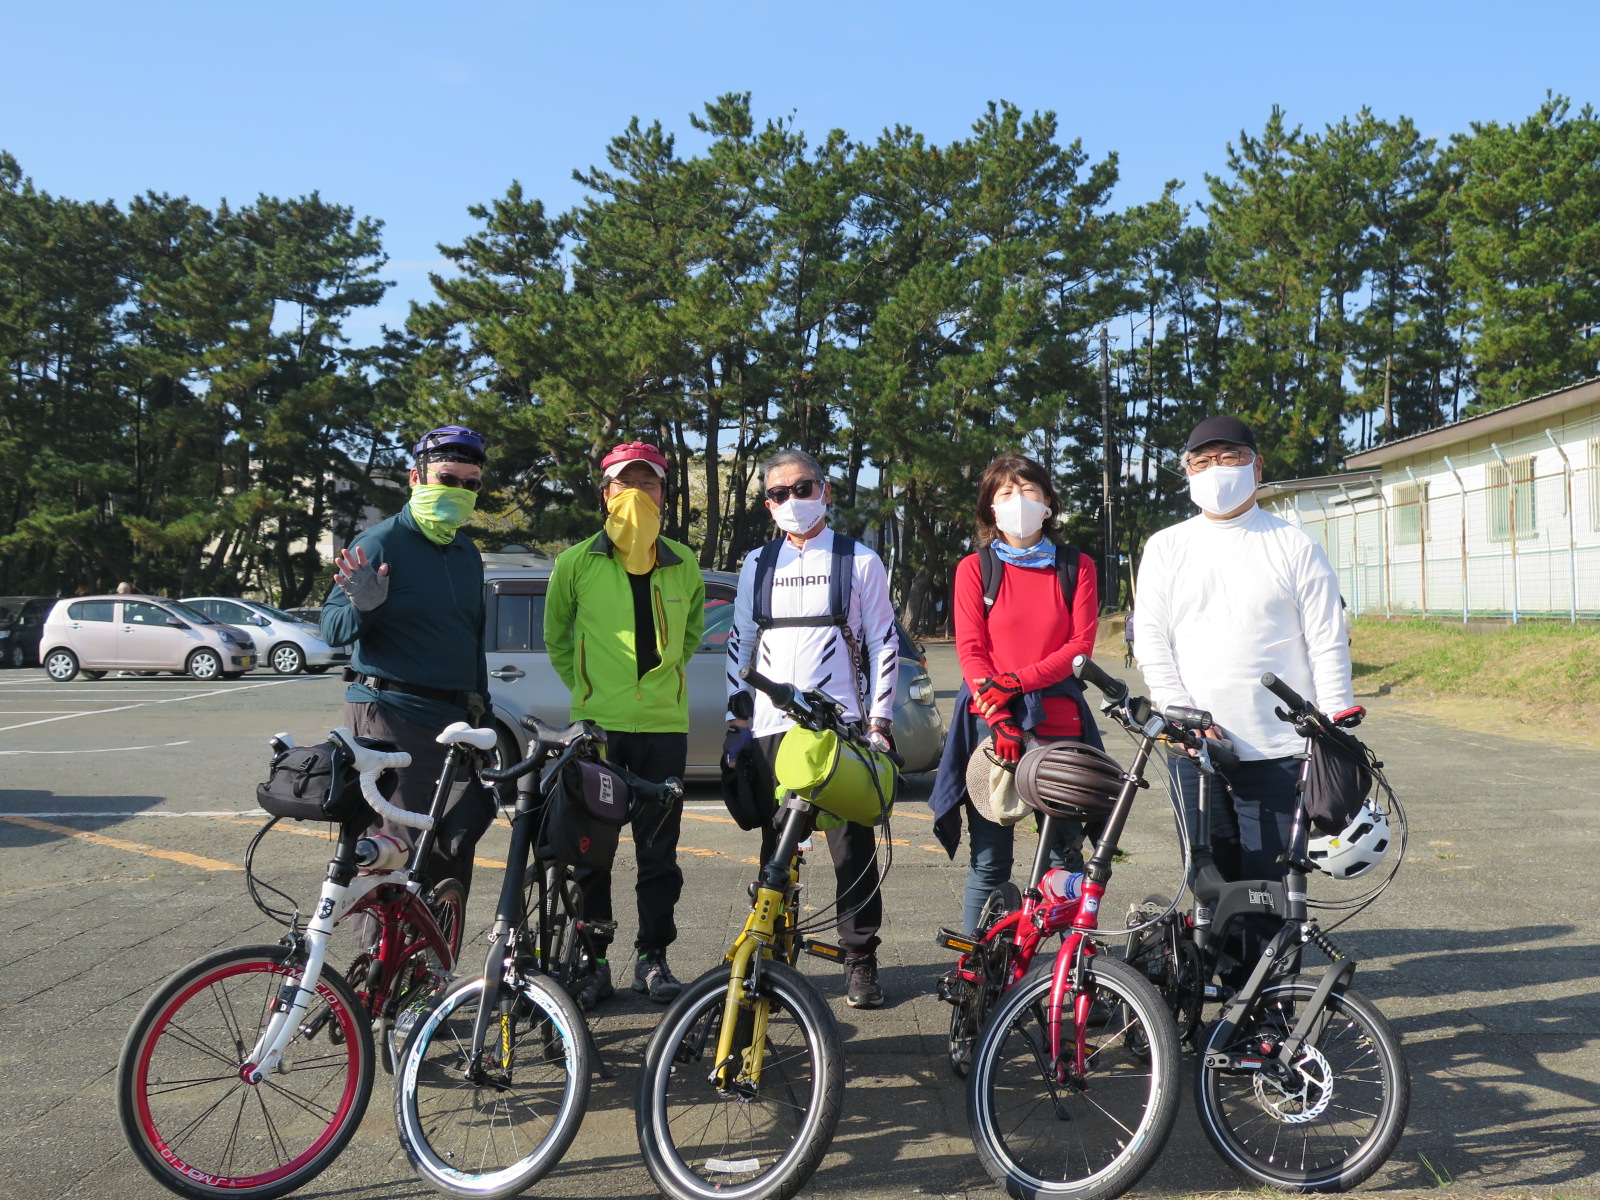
[[1487, 455, 1535, 542], [1394, 481, 1429, 546]]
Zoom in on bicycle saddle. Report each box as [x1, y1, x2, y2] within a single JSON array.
[[520, 714, 601, 749], [436, 721, 497, 751]]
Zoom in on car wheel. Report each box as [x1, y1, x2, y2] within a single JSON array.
[[303, 665, 331, 675], [82, 670, 108, 679], [44, 650, 79, 682], [269, 642, 305, 675], [187, 649, 222, 681], [490, 724, 522, 808], [5, 643, 23, 669]]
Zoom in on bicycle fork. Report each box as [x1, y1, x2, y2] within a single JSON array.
[[246, 876, 349, 1081]]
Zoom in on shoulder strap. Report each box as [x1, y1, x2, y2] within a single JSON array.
[[1056, 543, 1081, 609], [752, 534, 853, 630], [979, 545, 1002, 620], [981, 542, 1080, 619]]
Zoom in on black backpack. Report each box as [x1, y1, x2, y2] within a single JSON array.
[[976, 542, 1082, 618], [749, 533, 865, 706]]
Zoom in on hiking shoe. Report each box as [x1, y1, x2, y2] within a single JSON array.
[[633, 950, 683, 1004], [845, 954, 885, 1009], [573, 959, 613, 1011]]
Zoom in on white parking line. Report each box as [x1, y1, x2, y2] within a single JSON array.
[[0, 809, 260, 817], [0, 740, 191, 756], [0, 677, 304, 732]]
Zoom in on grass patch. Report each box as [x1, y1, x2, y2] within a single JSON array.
[[1349, 617, 1600, 706]]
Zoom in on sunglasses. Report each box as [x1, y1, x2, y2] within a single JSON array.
[[429, 469, 483, 492], [765, 478, 822, 505]]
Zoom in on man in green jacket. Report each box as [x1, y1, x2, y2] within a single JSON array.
[[544, 441, 704, 1005]]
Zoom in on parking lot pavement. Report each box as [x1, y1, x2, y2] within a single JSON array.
[[3, 655, 1600, 1199]]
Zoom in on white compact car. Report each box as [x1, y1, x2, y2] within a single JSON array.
[[181, 597, 351, 675], [40, 596, 258, 681]]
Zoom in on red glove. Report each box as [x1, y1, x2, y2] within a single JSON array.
[[988, 718, 1027, 763], [974, 672, 1024, 713]]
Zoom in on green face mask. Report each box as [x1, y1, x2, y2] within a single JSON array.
[[408, 484, 478, 545]]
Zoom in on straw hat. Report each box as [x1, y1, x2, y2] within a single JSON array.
[[965, 737, 1030, 827]]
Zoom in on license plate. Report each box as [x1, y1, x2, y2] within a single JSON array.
[[241, 657, 254, 668]]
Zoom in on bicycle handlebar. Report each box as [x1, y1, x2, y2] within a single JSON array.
[[1260, 672, 1306, 710], [328, 727, 434, 831], [739, 664, 902, 766], [1073, 655, 1129, 703], [740, 666, 811, 715]]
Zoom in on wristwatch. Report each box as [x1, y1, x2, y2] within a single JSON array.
[[867, 717, 892, 733]]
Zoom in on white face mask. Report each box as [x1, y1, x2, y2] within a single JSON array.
[[992, 494, 1050, 540], [1188, 462, 1258, 516], [771, 493, 828, 536]]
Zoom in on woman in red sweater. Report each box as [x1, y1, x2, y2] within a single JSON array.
[[947, 453, 1100, 933]]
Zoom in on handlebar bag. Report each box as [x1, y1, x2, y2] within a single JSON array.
[[774, 727, 896, 827], [1304, 734, 1374, 836], [256, 738, 394, 825], [545, 758, 631, 869]]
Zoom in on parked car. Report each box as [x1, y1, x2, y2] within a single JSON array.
[[282, 605, 323, 627], [480, 558, 945, 782], [39, 596, 258, 682], [0, 596, 57, 668], [181, 596, 351, 675]]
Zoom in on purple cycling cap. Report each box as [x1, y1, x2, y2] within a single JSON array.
[[413, 425, 487, 465]]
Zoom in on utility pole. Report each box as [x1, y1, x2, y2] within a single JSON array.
[[1099, 326, 1116, 610]]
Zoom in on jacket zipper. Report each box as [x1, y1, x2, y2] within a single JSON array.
[[576, 636, 593, 704]]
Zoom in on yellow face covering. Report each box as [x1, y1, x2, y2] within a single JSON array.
[[605, 487, 660, 574]]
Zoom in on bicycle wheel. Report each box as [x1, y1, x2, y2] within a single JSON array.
[[117, 944, 374, 1200], [1121, 894, 1204, 1044], [384, 877, 469, 1072], [949, 881, 1021, 1078], [394, 969, 590, 1198], [1194, 975, 1409, 1192], [636, 960, 844, 1200], [967, 955, 1181, 1200]]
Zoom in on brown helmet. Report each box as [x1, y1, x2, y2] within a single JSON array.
[[1015, 741, 1125, 819]]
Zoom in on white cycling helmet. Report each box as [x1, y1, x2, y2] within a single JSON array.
[[1307, 801, 1391, 880]]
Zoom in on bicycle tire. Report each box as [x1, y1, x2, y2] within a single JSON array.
[[636, 960, 844, 1200], [1194, 975, 1410, 1192], [394, 969, 590, 1199], [117, 944, 374, 1200], [967, 955, 1181, 1200], [949, 881, 1022, 1078], [383, 877, 469, 1072]]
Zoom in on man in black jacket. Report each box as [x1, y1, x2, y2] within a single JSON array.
[[320, 425, 493, 894]]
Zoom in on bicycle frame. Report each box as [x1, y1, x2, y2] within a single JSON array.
[[245, 743, 465, 1081]]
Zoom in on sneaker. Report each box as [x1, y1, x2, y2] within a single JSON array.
[[573, 959, 613, 1011], [845, 954, 885, 1009], [633, 950, 683, 1003]]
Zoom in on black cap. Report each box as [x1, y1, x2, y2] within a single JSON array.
[[1185, 415, 1257, 453]]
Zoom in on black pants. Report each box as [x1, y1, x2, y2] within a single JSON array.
[[576, 730, 686, 955], [751, 732, 882, 958], [344, 701, 490, 895], [1170, 753, 1301, 981]]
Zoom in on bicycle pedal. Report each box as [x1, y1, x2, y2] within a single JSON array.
[[936, 928, 978, 954], [802, 939, 845, 962]]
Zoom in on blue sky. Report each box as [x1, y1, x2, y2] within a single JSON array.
[[5, 1, 1597, 345]]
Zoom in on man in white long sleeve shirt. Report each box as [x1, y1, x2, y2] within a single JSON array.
[[724, 448, 898, 1008], [1136, 415, 1355, 910]]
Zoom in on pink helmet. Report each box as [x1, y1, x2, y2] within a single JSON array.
[[601, 441, 668, 480]]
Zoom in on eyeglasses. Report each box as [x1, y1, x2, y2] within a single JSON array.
[[429, 469, 483, 492], [1186, 449, 1255, 472], [765, 478, 822, 505]]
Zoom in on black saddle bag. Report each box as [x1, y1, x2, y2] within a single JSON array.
[[544, 758, 631, 870]]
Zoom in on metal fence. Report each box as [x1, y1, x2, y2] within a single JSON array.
[[1270, 417, 1600, 622]]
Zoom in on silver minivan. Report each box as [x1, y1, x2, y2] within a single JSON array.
[[39, 596, 258, 682], [480, 554, 945, 781]]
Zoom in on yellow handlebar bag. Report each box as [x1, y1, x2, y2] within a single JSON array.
[[773, 727, 897, 827]]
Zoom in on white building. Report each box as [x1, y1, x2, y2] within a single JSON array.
[[1258, 376, 1600, 621]]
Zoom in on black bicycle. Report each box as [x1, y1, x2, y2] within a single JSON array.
[[393, 714, 683, 1199], [1110, 669, 1411, 1192]]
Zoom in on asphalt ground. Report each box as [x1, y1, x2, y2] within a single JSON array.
[[1, 648, 1597, 1199]]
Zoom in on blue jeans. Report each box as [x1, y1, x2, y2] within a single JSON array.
[[1168, 754, 1300, 882], [963, 805, 1085, 934]]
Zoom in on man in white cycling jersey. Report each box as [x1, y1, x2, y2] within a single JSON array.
[[1135, 414, 1355, 981], [724, 448, 899, 1008]]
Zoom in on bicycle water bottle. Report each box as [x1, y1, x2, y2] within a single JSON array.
[[356, 834, 408, 870], [1039, 868, 1085, 903]]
